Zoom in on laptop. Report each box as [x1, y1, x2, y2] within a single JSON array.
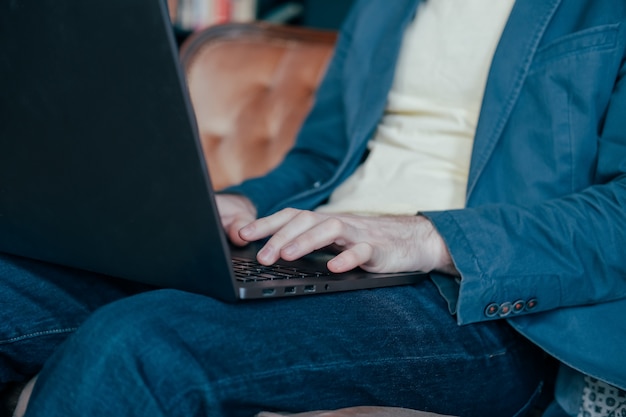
[[0, 0, 428, 302]]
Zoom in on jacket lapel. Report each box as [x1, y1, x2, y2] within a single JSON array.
[[466, 0, 563, 201], [348, 0, 422, 147]]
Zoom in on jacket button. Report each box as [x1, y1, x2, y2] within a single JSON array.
[[485, 303, 499, 318], [513, 300, 525, 314], [499, 302, 512, 317], [526, 298, 538, 311]]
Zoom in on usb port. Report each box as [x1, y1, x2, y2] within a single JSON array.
[[304, 285, 316, 293], [262, 288, 276, 296], [284, 286, 296, 294]]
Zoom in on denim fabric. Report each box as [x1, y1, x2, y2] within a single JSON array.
[[25, 280, 545, 417], [0, 253, 149, 388]]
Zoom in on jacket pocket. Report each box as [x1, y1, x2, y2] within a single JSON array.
[[515, 24, 624, 194], [530, 24, 620, 72]]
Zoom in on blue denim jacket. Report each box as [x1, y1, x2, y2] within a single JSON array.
[[227, 0, 626, 392]]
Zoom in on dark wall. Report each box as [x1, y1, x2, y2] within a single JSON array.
[[302, 0, 355, 29], [257, 0, 355, 29]]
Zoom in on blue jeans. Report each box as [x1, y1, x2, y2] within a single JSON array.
[[0, 253, 148, 389], [24, 279, 546, 417]]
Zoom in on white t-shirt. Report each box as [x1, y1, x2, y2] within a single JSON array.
[[316, 0, 515, 215]]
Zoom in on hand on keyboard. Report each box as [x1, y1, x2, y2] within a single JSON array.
[[237, 208, 458, 276]]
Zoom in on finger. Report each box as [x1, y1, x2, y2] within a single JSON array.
[[276, 217, 348, 261], [327, 242, 374, 273], [255, 210, 327, 264], [238, 208, 301, 242], [228, 218, 253, 246]]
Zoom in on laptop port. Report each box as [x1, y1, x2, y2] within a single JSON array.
[[304, 285, 316, 293], [262, 288, 276, 296], [284, 286, 296, 294]]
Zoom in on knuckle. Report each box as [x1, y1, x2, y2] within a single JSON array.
[[278, 207, 299, 218], [295, 210, 317, 223], [325, 217, 344, 230]]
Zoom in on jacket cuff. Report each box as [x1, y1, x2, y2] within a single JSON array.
[[422, 210, 562, 325]]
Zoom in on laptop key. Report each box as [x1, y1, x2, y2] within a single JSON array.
[[232, 257, 330, 282]]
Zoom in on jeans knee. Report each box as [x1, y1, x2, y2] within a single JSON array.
[[37, 289, 196, 407], [79, 289, 184, 344], [70, 289, 212, 366]]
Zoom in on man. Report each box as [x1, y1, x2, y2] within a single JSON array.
[[3, 0, 626, 416]]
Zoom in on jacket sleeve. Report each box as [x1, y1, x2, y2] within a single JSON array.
[[423, 61, 626, 325]]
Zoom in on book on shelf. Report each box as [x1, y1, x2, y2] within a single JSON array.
[[172, 0, 257, 31]]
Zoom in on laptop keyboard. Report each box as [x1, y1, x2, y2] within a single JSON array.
[[232, 257, 330, 282]]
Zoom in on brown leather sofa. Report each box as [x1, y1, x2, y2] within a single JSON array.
[[180, 22, 336, 190]]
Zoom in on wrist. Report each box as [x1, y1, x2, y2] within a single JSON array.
[[417, 215, 459, 276]]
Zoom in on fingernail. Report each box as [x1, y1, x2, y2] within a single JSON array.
[[329, 257, 344, 269], [239, 225, 253, 238], [257, 246, 272, 263]]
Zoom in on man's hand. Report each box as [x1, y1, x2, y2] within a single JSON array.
[[238, 208, 458, 275], [215, 194, 257, 246]]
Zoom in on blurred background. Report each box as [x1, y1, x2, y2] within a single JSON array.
[[168, 0, 355, 43]]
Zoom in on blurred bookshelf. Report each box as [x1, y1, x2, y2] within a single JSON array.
[[169, 0, 258, 32], [167, 0, 354, 35]]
